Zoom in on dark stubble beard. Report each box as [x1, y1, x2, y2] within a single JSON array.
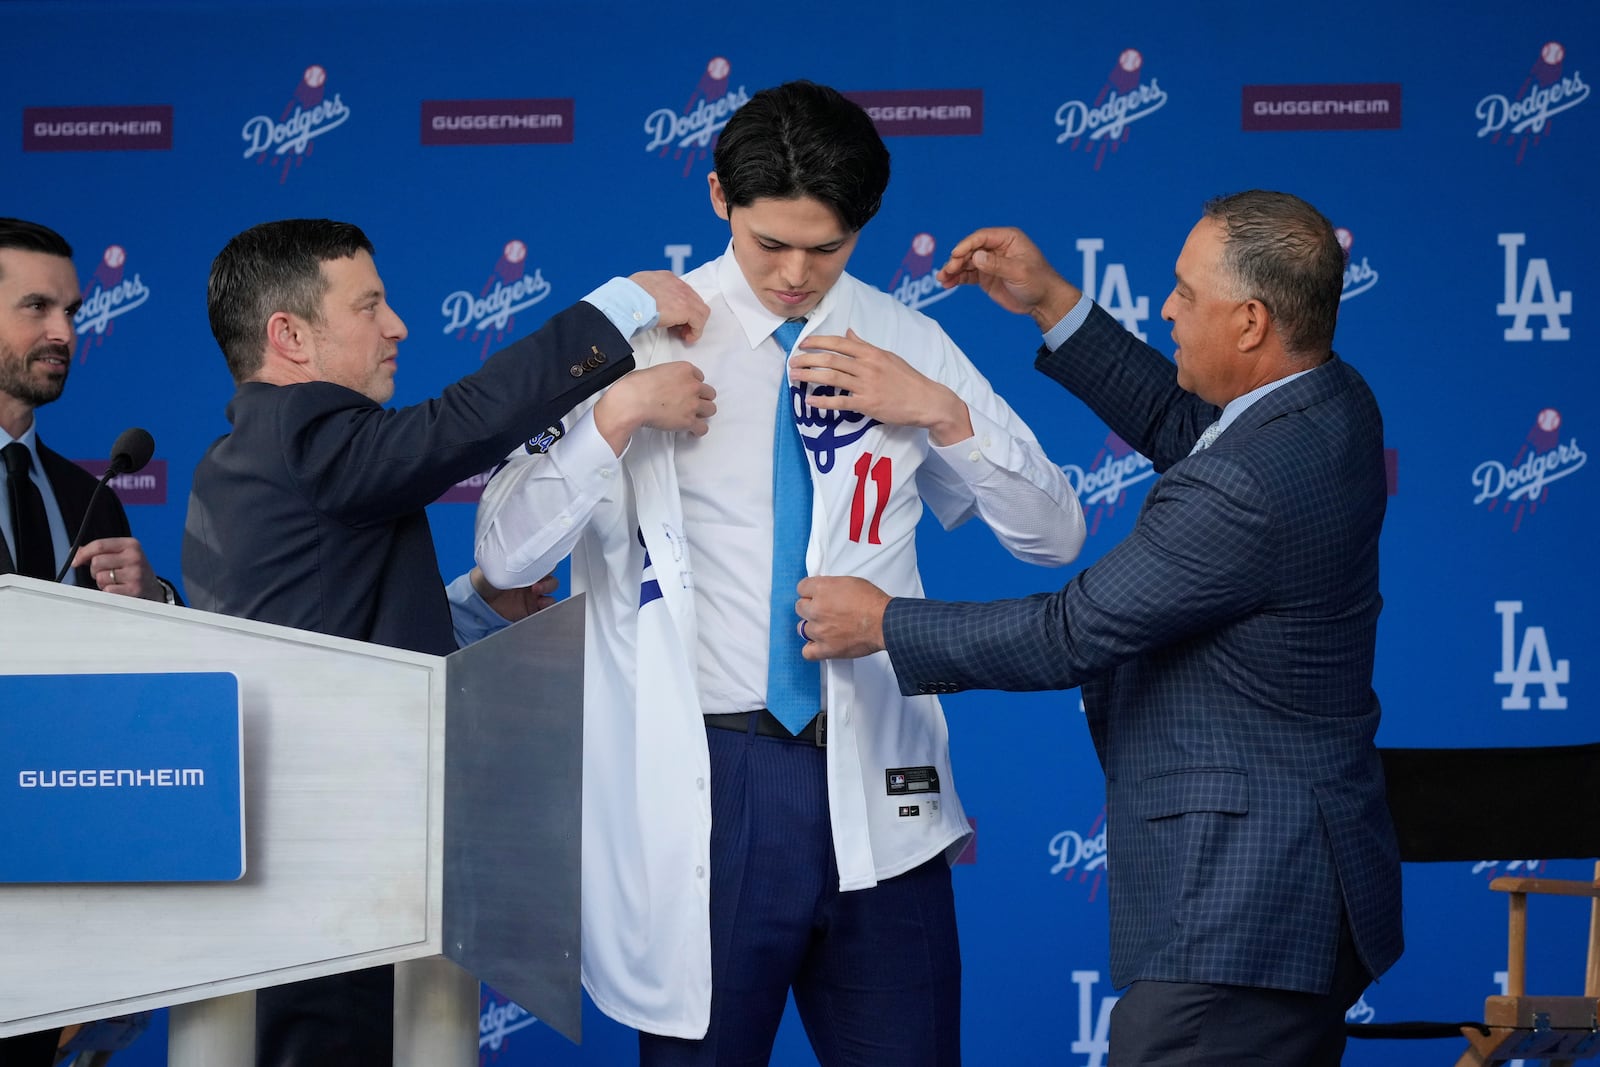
[[0, 342, 71, 408]]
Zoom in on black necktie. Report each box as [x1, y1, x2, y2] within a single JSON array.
[[3, 442, 57, 580]]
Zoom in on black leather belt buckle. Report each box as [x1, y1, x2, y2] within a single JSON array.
[[704, 709, 826, 746]]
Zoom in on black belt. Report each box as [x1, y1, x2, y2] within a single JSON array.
[[704, 708, 826, 747]]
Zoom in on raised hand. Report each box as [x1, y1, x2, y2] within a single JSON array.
[[935, 227, 1083, 329], [788, 329, 972, 446]]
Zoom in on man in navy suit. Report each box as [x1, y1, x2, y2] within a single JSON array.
[[797, 191, 1403, 1065], [184, 217, 709, 1067]]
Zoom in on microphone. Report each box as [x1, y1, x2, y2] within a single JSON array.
[[55, 427, 156, 583]]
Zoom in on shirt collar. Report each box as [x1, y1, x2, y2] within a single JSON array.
[[1213, 366, 1315, 437], [715, 241, 848, 350], [0, 419, 42, 464]]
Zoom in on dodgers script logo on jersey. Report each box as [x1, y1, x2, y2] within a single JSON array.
[[73, 244, 150, 360], [1054, 49, 1168, 170], [1476, 41, 1589, 165], [1472, 408, 1585, 532], [240, 64, 351, 184], [643, 57, 750, 177], [1336, 226, 1380, 302], [789, 382, 881, 476], [1062, 432, 1155, 536], [1048, 806, 1108, 902], [440, 240, 553, 360], [887, 233, 958, 312]]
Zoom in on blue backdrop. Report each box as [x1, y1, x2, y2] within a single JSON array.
[[3, 0, 1595, 1063]]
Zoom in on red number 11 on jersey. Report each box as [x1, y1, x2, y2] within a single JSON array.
[[850, 452, 892, 544]]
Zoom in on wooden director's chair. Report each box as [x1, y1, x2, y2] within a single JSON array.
[[1347, 744, 1600, 1065]]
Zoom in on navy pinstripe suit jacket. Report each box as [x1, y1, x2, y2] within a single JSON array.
[[884, 305, 1404, 994]]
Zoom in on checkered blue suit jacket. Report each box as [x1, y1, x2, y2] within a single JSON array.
[[884, 305, 1404, 994]]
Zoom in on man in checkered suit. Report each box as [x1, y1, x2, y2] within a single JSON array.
[[798, 191, 1404, 1066]]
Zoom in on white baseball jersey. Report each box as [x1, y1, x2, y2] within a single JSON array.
[[475, 248, 1086, 1038]]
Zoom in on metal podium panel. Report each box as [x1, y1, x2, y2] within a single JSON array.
[[443, 594, 585, 1044]]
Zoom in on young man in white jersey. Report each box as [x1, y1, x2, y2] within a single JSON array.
[[474, 80, 1086, 1066]]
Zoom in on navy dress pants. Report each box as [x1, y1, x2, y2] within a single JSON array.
[[639, 719, 962, 1066]]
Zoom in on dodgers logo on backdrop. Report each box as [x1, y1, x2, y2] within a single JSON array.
[[479, 988, 539, 1060], [1062, 432, 1154, 536], [1476, 41, 1589, 164], [1497, 233, 1570, 341], [73, 244, 150, 360], [1048, 806, 1108, 902], [1069, 970, 1119, 1067], [887, 233, 958, 312], [1472, 408, 1585, 532], [1345, 993, 1377, 1025], [1494, 600, 1569, 711], [240, 64, 351, 184], [1077, 238, 1150, 339], [1335, 227, 1380, 302], [643, 57, 751, 177], [441, 240, 553, 360], [1054, 49, 1168, 170]]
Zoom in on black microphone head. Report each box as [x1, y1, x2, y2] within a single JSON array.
[[108, 427, 155, 475]]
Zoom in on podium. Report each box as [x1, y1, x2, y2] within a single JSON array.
[[0, 573, 586, 1065]]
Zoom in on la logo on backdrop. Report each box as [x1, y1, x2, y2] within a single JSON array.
[[1476, 41, 1589, 164], [240, 64, 351, 183], [440, 240, 553, 361], [643, 57, 750, 177], [73, 244, 150, 360], [1053, 48, 1169, 169]]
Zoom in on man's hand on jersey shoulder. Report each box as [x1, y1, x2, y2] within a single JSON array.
[[628, 271, 710, 344], [788, 329, 974, 446], [594, 362, 718, 455]]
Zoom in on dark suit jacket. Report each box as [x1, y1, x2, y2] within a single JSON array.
[[884, 304, 1404, 994], [1, 438, 133, 587], [182, 299, 632, 656]]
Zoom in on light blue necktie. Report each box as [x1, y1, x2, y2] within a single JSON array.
[[767, 318, 819, 734]]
